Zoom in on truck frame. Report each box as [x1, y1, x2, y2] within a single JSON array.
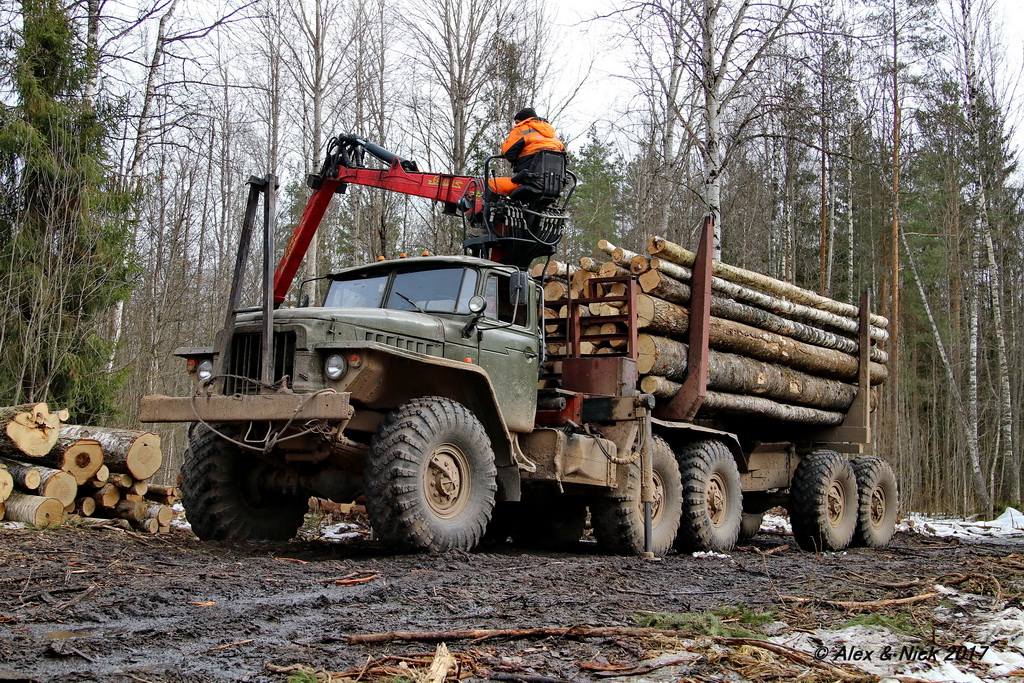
[[140, 137, 897, 555]]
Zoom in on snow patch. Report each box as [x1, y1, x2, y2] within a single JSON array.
[[319, 521, 366, 542], [170, 502, 191, 530], [899, 507, 1024, 540], [761, 512, 791, 534]]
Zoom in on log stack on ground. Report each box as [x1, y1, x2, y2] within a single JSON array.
[[0, 405, 172, 532], [540, 235, 888, 426]]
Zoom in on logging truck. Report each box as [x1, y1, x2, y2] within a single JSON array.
[[140, 135, 897, 554]]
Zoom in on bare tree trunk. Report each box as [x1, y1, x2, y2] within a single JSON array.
[[901, 225, 991, 510]]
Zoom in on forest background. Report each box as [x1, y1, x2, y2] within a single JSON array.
[[0, 0, 1020, 515]]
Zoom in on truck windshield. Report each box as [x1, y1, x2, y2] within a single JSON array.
[[324, 267, 478, 314]]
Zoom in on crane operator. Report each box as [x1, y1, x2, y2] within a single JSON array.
[[488, 107, 564, 196]]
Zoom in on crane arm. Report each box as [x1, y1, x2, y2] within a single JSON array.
[[273, 135, 484, 304]]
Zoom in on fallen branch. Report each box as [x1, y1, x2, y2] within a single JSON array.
[[333, 570, 379, 586], [777, 592, 938, 611], [719, 637, 866, 681]]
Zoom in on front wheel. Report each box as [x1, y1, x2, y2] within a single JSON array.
[[180, 424, 307, 541], [591, 435, 682, 555], [789, 450, 857, 552], [365, 397, 497, 552]]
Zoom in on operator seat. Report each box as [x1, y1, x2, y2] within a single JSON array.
[[507, 150, 567, 211]]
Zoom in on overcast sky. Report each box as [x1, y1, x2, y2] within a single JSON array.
[[549, 0, 1024, 157]]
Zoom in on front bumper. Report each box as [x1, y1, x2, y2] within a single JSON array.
[[139, 391, 353, 423]]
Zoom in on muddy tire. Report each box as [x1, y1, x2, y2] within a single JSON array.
[[851, 456, 899, 548], [591, 436, 682, 555], [738, 512, 764, 541], [789, 450, 857, 552], [674, 440, 743, 552], [365, 397, 497, 552], [512, 497, 588, 549], [180, 424, 307, 541]]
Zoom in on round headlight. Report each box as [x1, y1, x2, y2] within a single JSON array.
[[197, 359, 214, 382], [324, 354, 347, 380]]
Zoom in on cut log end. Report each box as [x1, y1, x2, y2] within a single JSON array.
[[1, 403, 63, 458], [4, 492, 64, 528]]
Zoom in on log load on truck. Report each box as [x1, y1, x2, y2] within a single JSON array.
[[140, 134, 897, 555]]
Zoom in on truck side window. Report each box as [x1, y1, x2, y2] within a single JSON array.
[[323, 274, 389, 307], [484, 274, 526, 326]]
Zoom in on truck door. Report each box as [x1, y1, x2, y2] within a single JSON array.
[[477, 272, 540, 432]]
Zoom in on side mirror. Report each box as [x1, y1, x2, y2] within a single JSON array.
[[299, 293, 310, 308], [509, 271, 528, 306]]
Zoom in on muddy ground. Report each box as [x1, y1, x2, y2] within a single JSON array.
[[1, 514, 1023, 683]]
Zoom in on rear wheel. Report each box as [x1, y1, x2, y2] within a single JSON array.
[[674, 439, 743, 552], [180, 424, 307, 541], [591, 436, 682, 555], [851, 456, 898, 548], [364, 397, 497, 552], [789, 450, 857, 551]]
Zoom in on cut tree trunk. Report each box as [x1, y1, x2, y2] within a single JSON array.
[[647, 235, 889, 329], [40, 436, 103, 485], [90, 464, 110, 486], [611, 246, 640, 265], [133, 518, 159, 533], [113, 498, 146, 522], [638, 270, 888, 363], [145, 503, 173, 526], [145, 485, 180, 505], [0, 457, 42, 490], [636, 335, 857, 410], [0, 467, 12, 503], [4, 492, 64, 527], [599, 261, 630, 278], [638, 376, 845, 425], [647, 257, 889, 345], [75, 496, 97, 517], [60, 426, 161, 480], [93, 483, 120, 509], [110, 473, 133, 488], [0, 404, 66, 458], [36, 467, 77, 507], [636, 295, 887, 384]]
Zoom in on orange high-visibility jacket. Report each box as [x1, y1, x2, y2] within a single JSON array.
[[501, 117, 564, 167], [490, 117, 564, 194]]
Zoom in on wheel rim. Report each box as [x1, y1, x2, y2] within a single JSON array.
[[424, 443, 470, 519], [827, 480, 846, 528], [707, 472, 728, 527], [869, 484, 886, 529], [648, 469, 666, 526]]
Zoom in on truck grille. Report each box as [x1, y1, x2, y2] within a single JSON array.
[[224, 331, 296, 394], [364, 331, 439, 356]]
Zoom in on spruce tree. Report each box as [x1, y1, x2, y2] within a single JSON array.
[[0, 0, 136, 422], [569, 128, 625, 258]]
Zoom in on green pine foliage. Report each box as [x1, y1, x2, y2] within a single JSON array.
[[567, 127, 626, 259], [0, 0, 137, 423]]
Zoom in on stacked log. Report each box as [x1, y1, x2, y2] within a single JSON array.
[[538, 236, 889, 425], [0, 404, 175, 532]]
